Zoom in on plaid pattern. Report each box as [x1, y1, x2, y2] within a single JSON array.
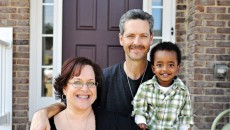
[[132, 76, 194, 130]]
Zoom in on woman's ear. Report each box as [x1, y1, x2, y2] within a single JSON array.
[[63, 86, 67, 95]]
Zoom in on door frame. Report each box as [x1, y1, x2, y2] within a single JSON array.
[[29, 0, 63, 120]]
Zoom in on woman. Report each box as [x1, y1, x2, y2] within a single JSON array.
[[49, 57, 140, 130]]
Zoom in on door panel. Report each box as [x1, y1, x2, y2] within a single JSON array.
[[63, 0, 142, 68]]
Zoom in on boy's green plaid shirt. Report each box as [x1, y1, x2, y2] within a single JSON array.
[[132, 76, 194, 130]]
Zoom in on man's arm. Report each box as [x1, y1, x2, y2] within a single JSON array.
[[30, 102, 66, 130]]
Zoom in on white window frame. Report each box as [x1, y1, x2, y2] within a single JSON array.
[[29, 0, 63, 120], [0, 27, 13, 130], [143, 0, 176, 42]]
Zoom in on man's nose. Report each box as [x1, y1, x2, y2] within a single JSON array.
[[133, 37, 141, 45]]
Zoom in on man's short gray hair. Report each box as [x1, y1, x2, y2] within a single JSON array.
[[119, 9, 154, 35]]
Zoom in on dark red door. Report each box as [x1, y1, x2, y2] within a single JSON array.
[[63, 0, 142, 68]]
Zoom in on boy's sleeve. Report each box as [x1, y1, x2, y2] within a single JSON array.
[[132, 83, 149, 118], [179, 90, 194, 125]]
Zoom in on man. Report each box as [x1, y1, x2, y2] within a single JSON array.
[[30, 9, 154, 129]]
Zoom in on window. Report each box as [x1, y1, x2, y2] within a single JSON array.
[[144, 0, 176, 59], [29, 0, 62, 120]]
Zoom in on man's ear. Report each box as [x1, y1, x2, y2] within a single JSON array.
[[119, 33, 123, 46], [149, 33, 154, 46]]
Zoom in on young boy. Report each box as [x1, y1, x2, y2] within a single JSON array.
[[132, 42, 194, 130]]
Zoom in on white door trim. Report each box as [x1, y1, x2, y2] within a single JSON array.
[[29, 0, 63, 120], [0, 27, 13, 130]]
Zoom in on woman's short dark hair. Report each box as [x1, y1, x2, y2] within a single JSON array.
[[54, 57, 102, 109]]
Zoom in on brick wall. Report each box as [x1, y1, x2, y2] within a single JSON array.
[[177, 0, 230, 130], [0, 0, 30, 130]]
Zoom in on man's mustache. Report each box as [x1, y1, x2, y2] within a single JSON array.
[[130, 45, 145, 49]]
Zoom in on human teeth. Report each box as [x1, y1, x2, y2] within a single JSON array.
[[77, 95, 89, 99]]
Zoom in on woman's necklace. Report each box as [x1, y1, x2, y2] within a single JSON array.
[[65, 109, 92, 130], [126, 62, 148, 98]]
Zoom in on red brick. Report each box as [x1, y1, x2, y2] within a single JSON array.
[[10, 14, 29, 20], [17, 71, 29, 77], [17, 45, 29, 52], [217, 55, 230, 61], [17, 20, 29, 26], [13, 104, 28, 111], [217, 14, 230, 20], [195, 13, 215, 20], [217, 28, 230, 33], [207, 7, 226, 13], [194, 96, 213, 102], [16, 97, 28, 104], [207, 21, 226, 27], [195, 0, 215, 5], [205, 89, 224, 95], [17, 59, 29, 65], [177, 5, 186, 10], [0, 7, 17, 13], [195, 54, 214, 61], [13, 91, 28, 97], [196, 5, 204, 12], [217, 0, 230, 5], [216, 82, 230, 88], [17, 8, 29, 13], [206, 34, 226, 40], [176, 17, 186, 23], [13, 65, 29, 71], [11, 1, 30, 7], [196, 27, 215, 33], [13, 111, 28, 117], [13, 52, 29, 58], [204, 103, 224, 109], [13, 77, 29, 84], [206, 48, 226, 54], [0, 14, 9, 19], [214, 96, 230, 102], [0, 1, 9, 6], [12, 118, 28, 124]]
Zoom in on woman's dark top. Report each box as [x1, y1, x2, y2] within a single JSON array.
[[49, 108, 141, 130]]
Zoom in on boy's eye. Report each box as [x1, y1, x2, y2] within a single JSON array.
[[156, 64, 162, 67], [169, 64, 174, 67]]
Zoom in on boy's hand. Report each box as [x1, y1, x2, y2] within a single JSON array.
[[138, 123, 147, 130], [30, 109, 50, 130]]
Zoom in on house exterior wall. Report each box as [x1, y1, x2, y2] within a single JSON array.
[[0, 0, 229, 130], [176, 0, 230, 130], [0, 0, 30, 129]]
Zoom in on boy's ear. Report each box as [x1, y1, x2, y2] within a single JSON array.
[[176, 64, 181, 73], [151, 65, 155, 73]]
